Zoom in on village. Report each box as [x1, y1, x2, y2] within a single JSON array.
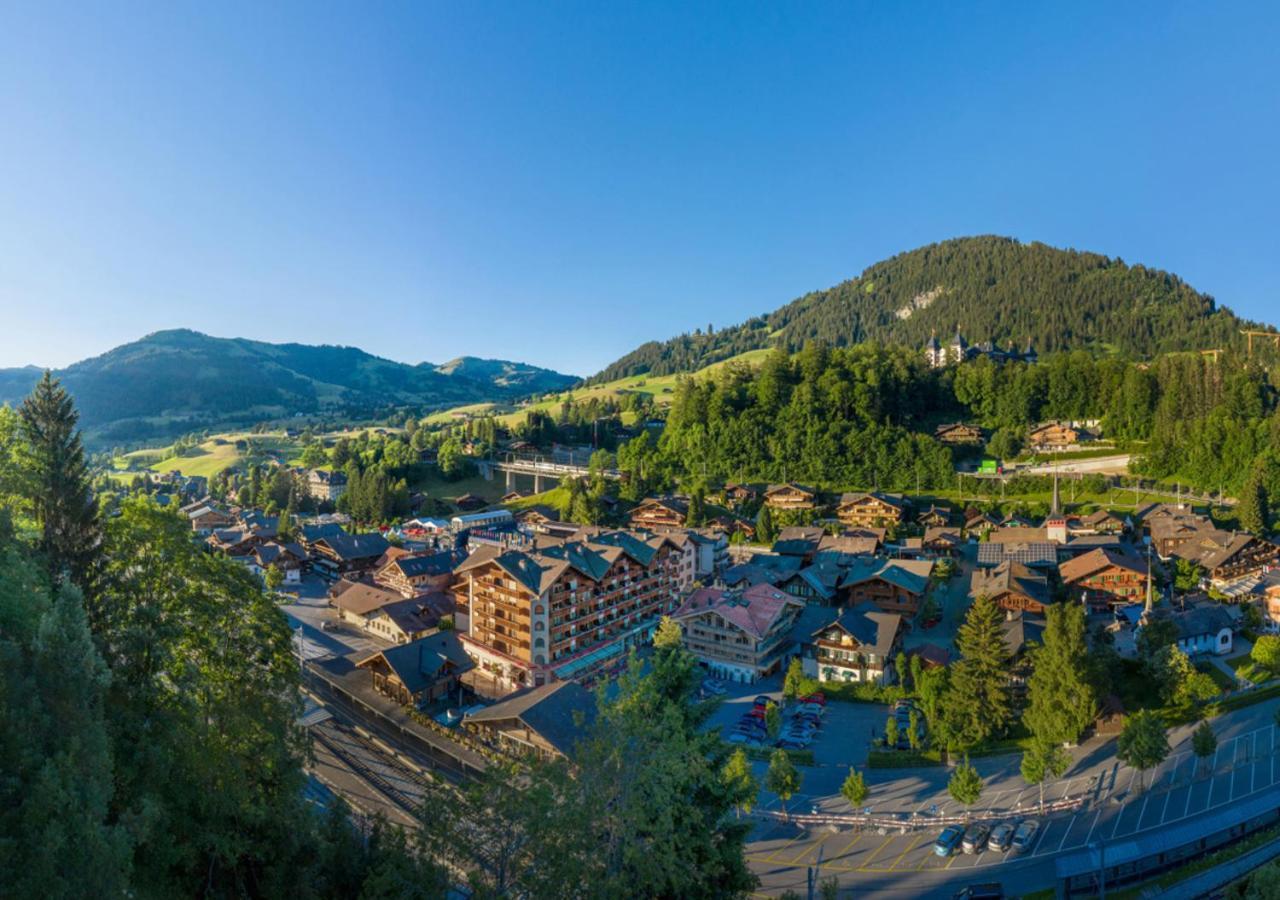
[[103, 403, 1280, 899]]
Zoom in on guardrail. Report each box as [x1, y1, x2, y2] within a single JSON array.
[[757, 794, 1087, 832]]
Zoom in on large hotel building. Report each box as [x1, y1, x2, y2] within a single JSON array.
[[452, 530, 691, 692]]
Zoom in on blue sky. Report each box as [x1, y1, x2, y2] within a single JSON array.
[[1, 2, 1277, 377]]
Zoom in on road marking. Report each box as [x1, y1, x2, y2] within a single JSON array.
[[1082, 806, 1104, 847], [1059, 778, 1077, 801], [764, 831, 808, 863], [886, 834, 926, 870], [832, 830, 865, 861], [1131, 790, 1152, 837], [1157, 786, 1173, 825], [1055, 815, 1076, 853], [857, 835, 898, 871]]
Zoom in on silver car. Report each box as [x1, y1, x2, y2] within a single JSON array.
[[1010, 819, 1040, 854]]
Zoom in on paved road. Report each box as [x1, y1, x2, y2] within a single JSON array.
[[1014, 455, 1132, 476], [743, 692, 1280, 897]]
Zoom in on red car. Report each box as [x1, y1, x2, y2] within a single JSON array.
[[799, 693, 826, 706]]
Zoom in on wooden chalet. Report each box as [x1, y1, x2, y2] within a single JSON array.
[[840, 558, 934, 616], [375, 549, 461, 598], [628, 496, 689, 532], [764, 483, 818, 512], [1027, 421, 1080, 450], [463, 680, 597, 760], [836, 492, 907, 529], [1079, 509, 1126, 535], [355, 631, 473, 706], [311, 531, 392, 577], [970, 560, 1052, 615], [933, 422, 983, 445], [916, 504, 953, 528], [1059, 548, 1149, 609], [722, 483, 760, 508], [802, 603, 903, 685], [921, 527, 964, 557]]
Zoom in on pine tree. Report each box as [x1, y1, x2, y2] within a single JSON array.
[[1024, 602, 1098, 746], [18, 372, 102, 603], [943, 595, 1012, 749], [755, 504, 775, 544], [1240, 472, 1269, 534]]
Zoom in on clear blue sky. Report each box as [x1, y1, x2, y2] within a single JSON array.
[[1, 2, 1277, 377]]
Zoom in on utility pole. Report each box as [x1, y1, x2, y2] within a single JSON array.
[[1145, 539, 1154, 614]]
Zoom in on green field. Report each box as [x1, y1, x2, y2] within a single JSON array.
[[423, 348, 774, 428], [114, 431, 306, 479]]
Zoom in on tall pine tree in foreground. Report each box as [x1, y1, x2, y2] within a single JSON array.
[[943, 595, 1012, 750], [1023, 602, 1098, 746], [19, 372, 102, 606]]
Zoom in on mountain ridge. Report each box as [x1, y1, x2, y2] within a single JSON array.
[[0, 329, 578, 444], [590, 235, 1271, 382]]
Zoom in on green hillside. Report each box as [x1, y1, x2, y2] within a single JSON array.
[[591, 236, 1267, 382], [0, 329, 576, 445]]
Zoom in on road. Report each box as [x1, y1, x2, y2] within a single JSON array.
[[743, 689, 1280, 897], [1013, 455, 1132, 475]]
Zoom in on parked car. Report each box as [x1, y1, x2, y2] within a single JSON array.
[[702, 679, 727, 695], [753, 695, 774, 706], [1010, 819, 1040, 854], [987, 823, 1014, 852], [799, 692, 825, 706], [727, 731, 753, 744], [777, 738, 809, 750], [934, 825, 964, 857], [961, 823, 991, 854]]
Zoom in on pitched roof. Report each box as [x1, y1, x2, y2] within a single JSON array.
[[672, 583, 805, 641], [1059, 547, 1149, 584], [1002, 612, 1045, 657], [301, 522, 349, 544], [388, 550, 461, 579], [817, 603, 902, 657], [970, 560, 1052, 607], [316, 531, 391, 562], [357, 631, 472, 694], [333, 581, 403, 616], [464, 680, 596, 757], [1169, 604, 1234, 640], [838, 491, 906, 510], [839, 557, 934, 595], [976, 541, 1058, 569], [816, 534, 880, 556]]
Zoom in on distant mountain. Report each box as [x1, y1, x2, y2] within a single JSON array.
[[0, 329, 577, 444], [591, 236, 1268, 382]]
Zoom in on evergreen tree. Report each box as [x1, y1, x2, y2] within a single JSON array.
[[1024, 602, 1098, 746], [943, 595, 1012, 749], [1240, 471, 1269, 534], [755, 503, 775, 544], [783, 657, 806, 698], [18, 372, 102, 603]]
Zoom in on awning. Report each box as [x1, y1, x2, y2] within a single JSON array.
[[554, 641, 625, 679]]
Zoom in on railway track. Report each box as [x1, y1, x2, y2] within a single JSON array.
[[311, 717, 431, 820]]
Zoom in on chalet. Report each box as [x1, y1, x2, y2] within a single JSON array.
[[707, 513, 755, 541], [1027, 421, 1080, 451], [1172, 531, 1280, 585], [816, 533, 880, 557], [719, 557, 800, 590], [307, 468, 347, 502], [840, 557, 934, 616], [933, 422, 983, 446], [921, 527, 964, 557], [1059, 548, 1149, 609], [330, 580, 404, 630], [501, 491, 529, 503], [375, 550, 460, 597], [206, 528, 262, 557], [514, 504, 561, 530], [463, 680, 597, 760], [801, 603, 903, 685], [364, 595, 452, 644], [187, 504, 235, 535], [775, 562, 844, 605], [772, 526, 826, 562], [1079, 509, 1126, 535], [249, 541, 307, 584], [454, 493, 486, 511], [916, 505, 953, 528], [628, 496, 689, 532], [355, 631, 473, 706], [722, 483, 759, 508], [671, 583, 806, 682], [311, 531, 393, 578], [964, 510, 1000, 535], [837, 492, 907, 529], [299, 521, 350, 555], [970, 561, 1052, 614], [764, 483, 818, 512], [239, 510, 280, 538], [908, 642, 951, 670]]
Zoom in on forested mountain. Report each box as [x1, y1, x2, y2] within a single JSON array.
[[592, 236, 1266, 382], [0, 329, 576, 444]]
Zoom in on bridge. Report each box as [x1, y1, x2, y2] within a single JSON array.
[[477, 453, 622, 493]]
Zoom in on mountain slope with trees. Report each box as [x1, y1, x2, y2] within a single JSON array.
[[592, 236, 1266, 382], [0, 329, 576, 444]]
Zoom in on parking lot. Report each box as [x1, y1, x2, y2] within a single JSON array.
[[746, 719, 1280, 896]]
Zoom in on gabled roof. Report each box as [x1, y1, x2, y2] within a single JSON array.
[[672, 583, 805, 641], [333, 581, 403, 616], [1168, 604, 1234, 640], [464, 680, 596, 757], [779, 562, 843, 601], [300, 522, 349, 543], [1059, 547, 1149, 584], [1002, 612, 1045, 657], [816, 534, 880, 556], [357, 631, 472, 694], [838, 491, 906, 511], [839, 557, 934, 595], [765, 482, 816, 497], [815, 603, 902, 657], [976, 541, 1058, 569], [970, 560, 1051, 608], [315, 531, 391, 562], [387, 550, 461, 579]]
